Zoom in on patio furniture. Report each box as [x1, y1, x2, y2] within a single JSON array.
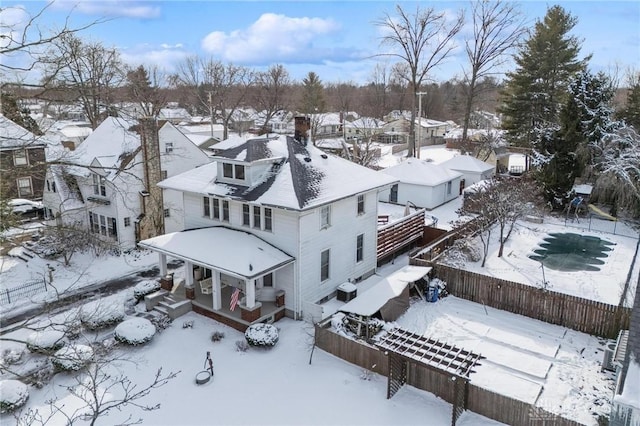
[[200, 278, 213, 294]]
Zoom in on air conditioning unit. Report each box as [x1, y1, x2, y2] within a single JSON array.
[[601, 341, 617, 372]]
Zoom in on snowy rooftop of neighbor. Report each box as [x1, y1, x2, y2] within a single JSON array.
[[440, 154, 494, 173], [380, 157, 463, 186], [0, 114, 51, 149]]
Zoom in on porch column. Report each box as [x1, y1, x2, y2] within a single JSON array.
[[212, 271, 222, 310], [184, 261, 194, 287], [245, 279, 256, 309], [159, 253, 167, 276]]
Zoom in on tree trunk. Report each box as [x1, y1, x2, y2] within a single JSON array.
[[462, 72, 478, 144], [498, 224, 505, 257]]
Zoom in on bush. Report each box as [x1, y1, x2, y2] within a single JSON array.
[[244, 323, 279, 347], [0, 380, 29, 413], [114, 318, 156, 345], [235, 340, 250, 352], [149, 314, 172, 333], [52, 344, 93, 371], [210, 331, 225, 342], [0, 347, 24, 368], [26, 330, 66, 354], [133, 279, 161, 301], [79, 299, 125, 330]]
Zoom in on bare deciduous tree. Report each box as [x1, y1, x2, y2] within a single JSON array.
[[41, 33, 124, 129], [375, 5, 464, 157], [174, 56, 254, 140], [253, 64, 291, 134], [462, 0, 526, 143]]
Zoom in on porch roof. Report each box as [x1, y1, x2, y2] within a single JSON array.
[[138, 227, 294, 280], [340, 265, 431, 317]]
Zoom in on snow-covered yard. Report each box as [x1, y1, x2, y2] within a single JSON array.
[[395, 296, 615, 425], [437, 214, 639, 306]]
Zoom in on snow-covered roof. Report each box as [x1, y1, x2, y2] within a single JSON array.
[[572, 184, 593, 195], [440, 155, 494, 173], [416, 117, 448, 128], [177, 124, 224, 135], [0, 114, 49, 149], [138, 227, 294, 280], [70, 117, 140, 179], [160, 135, 398, 210], [339, 265, 431, 317], [380, 158, 463, 186]]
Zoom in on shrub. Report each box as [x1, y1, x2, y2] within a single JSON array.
[[235, 340, 250, 352], [149, 314, 172, 332], [0, 380, 29, 413], [26, 330, 66, 354], [52, 344, 93, 371], [114, 318, 156, 345], [79, 299, 125, 330], [133, 279, 161, 301], [0, 347, 24, 367], [210, 331, 225, 342], [244, 323, 279, 347]]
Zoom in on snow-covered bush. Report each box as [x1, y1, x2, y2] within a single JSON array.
[[26, 330, 66, 354], [235, 340, 250, 352], [244, 323, 279, 347], [133, 279, 161, 301], [51, 344, 93, 371], [331, 312, 347, 335], [114, 318, 156, 345], [0, 347, 24, 367], [211, 330, 225, 342], [149, 314, 172, 332], [79, 299, 125, 330], [0, 380, 29, 413], [441, 237, 482, 267]]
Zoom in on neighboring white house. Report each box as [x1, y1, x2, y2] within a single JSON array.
[[344, 117, 384, 141], [378, 158, 462, 209], [43, 117, 209, 249], [138, 134, 397, 326], [440, 154, 495, 190]]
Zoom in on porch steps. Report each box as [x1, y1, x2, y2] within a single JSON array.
[[146, 290, 192, 320]]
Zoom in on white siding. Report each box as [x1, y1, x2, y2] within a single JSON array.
[[381, 180, 460, 210]]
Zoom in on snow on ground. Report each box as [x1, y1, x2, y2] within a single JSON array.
[[437, 214, 639, 306], [394, 296, 615, 425], [0, 310, 505, 426]]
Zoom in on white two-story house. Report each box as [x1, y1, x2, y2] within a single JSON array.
[[138, 134, 397, 329], [43, 117, 210, 249]]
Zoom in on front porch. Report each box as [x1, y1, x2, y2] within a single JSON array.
[[190, 282, 286, 332]]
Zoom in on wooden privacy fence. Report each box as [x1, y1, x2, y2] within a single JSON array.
[[377, 209, 425, 261], [315, 321, 584, 426], [413, 261, 631, 339], [0, 279, 47, 305]]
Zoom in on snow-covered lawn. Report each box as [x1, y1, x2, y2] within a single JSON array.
[[395, 296, 615, 425], [437, 215, 639, 306], [1, 309, 504, 426]]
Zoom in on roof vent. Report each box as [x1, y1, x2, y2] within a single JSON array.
[[304, 157, 311, 162], [321, 154, 328, 159]]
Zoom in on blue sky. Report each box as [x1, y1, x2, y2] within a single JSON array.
[[2, 0, 639, 85]]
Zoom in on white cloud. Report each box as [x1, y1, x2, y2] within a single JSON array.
[[120, 44, 191, 74], [201, 13, 343, 64], [51, 0, 161, 19]]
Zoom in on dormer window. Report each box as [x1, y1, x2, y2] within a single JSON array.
[[222, 162, 245, 180]]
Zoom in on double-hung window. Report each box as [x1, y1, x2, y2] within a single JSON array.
[[243, 204, 251, 226], [212, 199, 220, 220], [222, 200, 229, 222], [320, 249, 330, 282], [264, 208, 272, 231], [357, 194, 365, 215], [253, 206, 261, 229], [203, 197, 211, 217], [320, 205, 331, 229], [356, 234, 364, 263], [92, 174, 106, 196], [13, 149, 27, 166], [16, 177, 33, 197]]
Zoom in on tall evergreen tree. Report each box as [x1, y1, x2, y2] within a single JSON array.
[[0, 92, 42, 135], [299, 72, 326, 114], [499, 5, 588, 149], [619, 72, 640, 130]]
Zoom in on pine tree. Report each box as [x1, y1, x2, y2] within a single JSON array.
[[499, 6, 588, 148], [619, 73, 640, 130], [0, 92, 42, 135], [299, 72, 326, 114]]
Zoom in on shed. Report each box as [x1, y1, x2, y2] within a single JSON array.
[[440, 154, 495, 191]]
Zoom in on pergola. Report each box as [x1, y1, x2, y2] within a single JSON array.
[[375, 328, 484, 425]]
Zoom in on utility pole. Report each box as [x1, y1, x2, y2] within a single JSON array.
[[416, 92, 427, 159], [207, 91, 214, 138]]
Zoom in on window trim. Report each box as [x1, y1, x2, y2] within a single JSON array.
[[320, 205, 331, 229], [242, 204, 251, 226], [357, 194, 365, 215], [13, 149, 28, 166], [253, 205, 261, 229], [320, 249, 330, 282], [165, 142, 174, 154], [264, 207, 272, 232], [16, 177, 33, 197], [203, 196, 211, 218], [92, 173, 106, 197], [356, 234, 364, 263]]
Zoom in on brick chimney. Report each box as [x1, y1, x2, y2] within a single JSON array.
[[294, 116, 310, 144]]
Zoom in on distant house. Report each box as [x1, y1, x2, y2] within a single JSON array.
[[440, 154, 495, 192], [344, 117, 384, 141], [159, 106, 192, 124], [43, 118, 209, 249], [138, 134, 397, 329], [176, 123, 223, 150], [378, 158, 462, 209], [378, 117, 451, 146], [0, 115, 48, 201]]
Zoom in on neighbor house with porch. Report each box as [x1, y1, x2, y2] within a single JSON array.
[[138, 134, 397, 330]]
